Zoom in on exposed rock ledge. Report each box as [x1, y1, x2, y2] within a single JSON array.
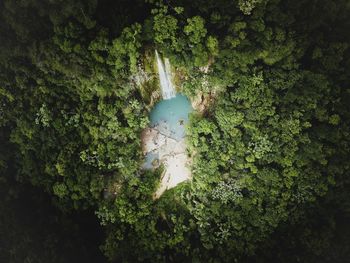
[[191, 91, 217, 114]]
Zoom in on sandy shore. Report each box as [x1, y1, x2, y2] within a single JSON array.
[[141, 127, 192, 198]]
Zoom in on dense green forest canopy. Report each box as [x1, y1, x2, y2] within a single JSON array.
[[0, 0, 349, 262]]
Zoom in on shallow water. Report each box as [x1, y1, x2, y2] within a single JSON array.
[[143, 152, 159, 170], [150, 94, 193, 141]]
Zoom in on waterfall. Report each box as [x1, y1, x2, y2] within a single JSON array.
[[155, 50, 176, 100], [164, 58, 175, 95]]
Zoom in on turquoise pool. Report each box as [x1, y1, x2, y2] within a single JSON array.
[[150, 94, 193, 141]]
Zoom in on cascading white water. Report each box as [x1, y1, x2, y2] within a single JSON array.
[[164, 58, 175, 95], [155, 50, 176, 100]]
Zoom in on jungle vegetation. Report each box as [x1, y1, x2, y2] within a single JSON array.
[[0, 0, 349, 262]]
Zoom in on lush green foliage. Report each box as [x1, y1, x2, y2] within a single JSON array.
[[0, 0, 349, 262]]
